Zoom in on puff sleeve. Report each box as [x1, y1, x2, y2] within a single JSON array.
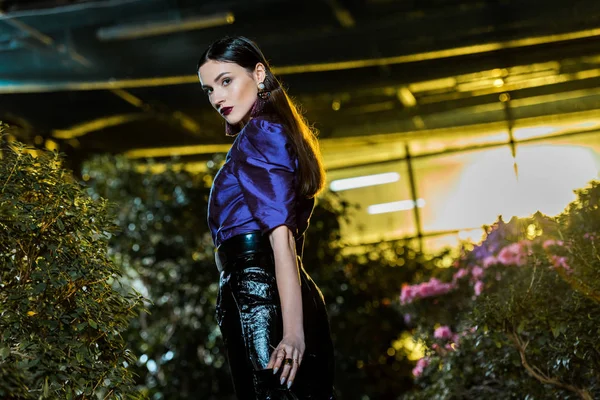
[[232, 119, 298, 235]]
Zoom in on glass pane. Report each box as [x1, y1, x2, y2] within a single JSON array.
[[512, 111, 600, 141], [321, 138, 406, 170], [413, 132, 600, 243], [325, 161, 416, 245], [413, 146, 519, 234], [421, 229, 486, 255], [408, 123, 509, 156], [511, 135, 600, 217]]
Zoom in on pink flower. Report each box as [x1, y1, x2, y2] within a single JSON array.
[[444, 343, 455, 351], [583, 233, 596, 241], [400, 278, 456, 305], [471, 266, 484, 280], [452, 268, 469, 282], [400, 285, 414, 305], [549, 255, 573, 273], [497, 242, 529, 266], [434, 326, 453, 340], [474, 280, 484, 296], [412, 357, 430, 377], [543, 239, 564, 250], [482, 255, 497, 268]]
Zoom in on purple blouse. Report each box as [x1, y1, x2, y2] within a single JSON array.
[[207, 118, 315, 249]]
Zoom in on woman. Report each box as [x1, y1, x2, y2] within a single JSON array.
[[197, 36, 337, 399]]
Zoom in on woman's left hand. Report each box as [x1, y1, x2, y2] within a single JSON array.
[[267, 332, 305, 388]]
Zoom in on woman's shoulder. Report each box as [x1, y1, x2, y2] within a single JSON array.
[[242, 117, 288, 144], [234, 117, 292, 159]]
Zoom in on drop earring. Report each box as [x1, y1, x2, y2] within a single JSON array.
[[257, 82, 270, 99]]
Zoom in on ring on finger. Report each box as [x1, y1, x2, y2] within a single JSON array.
[[283, 358, 293, 366]]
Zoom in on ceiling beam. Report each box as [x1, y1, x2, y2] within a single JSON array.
[[0, 10, 206, 137], [2, 26, 600, 94]]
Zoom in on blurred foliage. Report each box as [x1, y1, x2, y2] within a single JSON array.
[[82, 155, 232, 399], [81, 153, 439, 400], [0, 138, 144, 399], [304, 196, 450, 399], [401, 180, 600, 400]]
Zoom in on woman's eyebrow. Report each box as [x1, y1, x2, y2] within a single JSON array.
[[213, 72, 230, 82], [201, 72, 230, 90]]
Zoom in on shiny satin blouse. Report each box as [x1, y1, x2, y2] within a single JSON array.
[[207, 118, 315, 249]]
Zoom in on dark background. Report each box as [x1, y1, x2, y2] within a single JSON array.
[[2, 0, 600, 165]]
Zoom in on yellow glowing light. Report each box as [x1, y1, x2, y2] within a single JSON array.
[[392, 331, 426, 361], [367, 198, 425, 214], [513, 118, 600, 141], [397, 87, 417, 107], [330, 172, 400, 191], [512, 125, 558, 140], [409, 77, 456, 93], [526, 223, 542, 240], [124, 144, 231, 159], [493, 78, 504, 87], [5, 27, 600, 94], [52, 114, 149, 139], [45, 139, 59, 151], [458, 228, 486, 242]]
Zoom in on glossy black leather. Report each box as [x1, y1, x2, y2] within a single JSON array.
[[216, 231, 336, 400]]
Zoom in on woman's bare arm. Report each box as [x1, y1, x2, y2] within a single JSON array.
[[270, 225, 303, 336], [266, 225, 305, 387]]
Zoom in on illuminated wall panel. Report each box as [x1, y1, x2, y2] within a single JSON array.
[[330, 128, 600, 253], [326, 162, 416, 245]]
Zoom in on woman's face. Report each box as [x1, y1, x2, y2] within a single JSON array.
[[198, 60, 265, 126]]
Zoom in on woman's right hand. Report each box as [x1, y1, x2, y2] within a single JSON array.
[[267, 332, 305, 388]]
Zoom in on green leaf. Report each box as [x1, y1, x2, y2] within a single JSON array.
[[43, 376, 49, 397], [33, 282, 47, 294], [551, 322, 567, 338], [517, 320, 526, 334], [89, 320, 98, 329], [0, 347, 10, 360], [76, 322, 88, 331]]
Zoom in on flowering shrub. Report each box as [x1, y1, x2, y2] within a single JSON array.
[[401, 180, 600, 400]]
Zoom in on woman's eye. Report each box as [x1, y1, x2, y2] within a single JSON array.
[[204, 88, 213, 95], [222, 78, 231, 86]]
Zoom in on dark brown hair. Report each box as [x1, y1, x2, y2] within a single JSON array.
[[197, 36, 326, 198]]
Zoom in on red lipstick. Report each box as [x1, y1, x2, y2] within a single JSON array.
[[220, 106, 233, 116]]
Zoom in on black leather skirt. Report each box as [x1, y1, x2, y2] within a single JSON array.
[[215, 231, 336, 400]]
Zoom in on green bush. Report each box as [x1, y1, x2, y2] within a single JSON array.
[[0, 139, 144, 399], [401, 181, 600, 400], [82, 155, 234, 399]]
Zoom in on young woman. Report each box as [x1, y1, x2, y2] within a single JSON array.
[[197, 36, 337, 399]]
